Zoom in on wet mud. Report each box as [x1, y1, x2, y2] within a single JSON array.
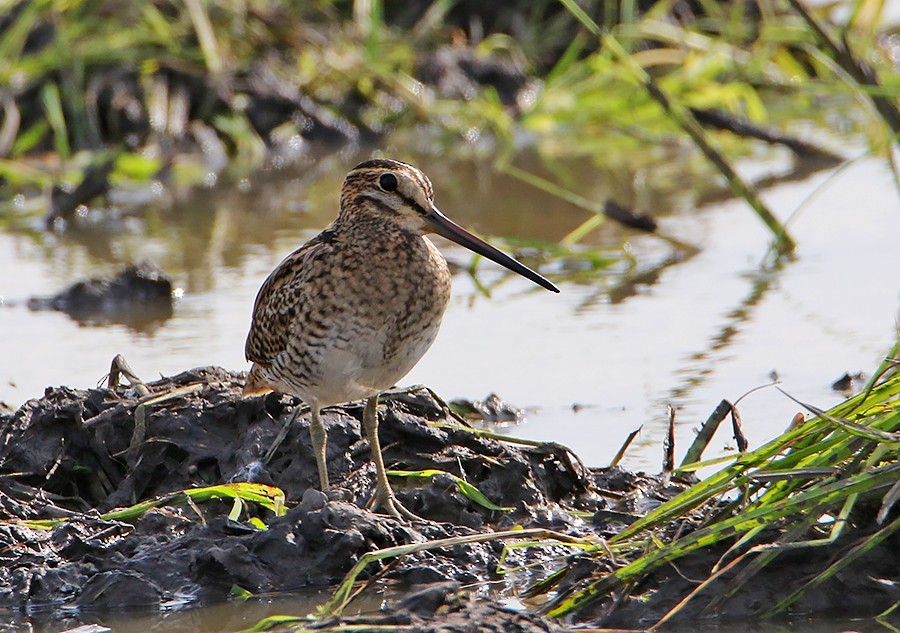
[[0, 369, 603, 609], [26, 263, 174, 330], [321, 582, 567, 633], [0, 367, 895, 630]]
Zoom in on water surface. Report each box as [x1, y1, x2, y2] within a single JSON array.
[[1, 151, 898, 472]]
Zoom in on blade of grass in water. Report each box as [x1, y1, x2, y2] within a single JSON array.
[[318, 528, 591, 618]]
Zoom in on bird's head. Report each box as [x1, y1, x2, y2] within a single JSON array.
[[341, 158, 559, 293], [341, 159, 436, 233]]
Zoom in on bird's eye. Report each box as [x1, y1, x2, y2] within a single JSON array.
[[379, 173, 398, 192]]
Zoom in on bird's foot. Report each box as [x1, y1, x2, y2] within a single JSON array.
[[369, 485, 423, 522]]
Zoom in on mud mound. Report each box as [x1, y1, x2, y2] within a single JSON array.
[[0, 367, 611, 611], [4, 366, 887, 628], [0, 367, 595, 515]]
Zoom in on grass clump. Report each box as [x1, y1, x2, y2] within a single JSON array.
[[243, 344, 899, 630], [2, 1, 896, 180], [525, 341, 900, 624]]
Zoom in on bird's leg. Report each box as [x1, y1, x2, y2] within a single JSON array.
[[309, 404, 329, 490], [363, 394, 421, 521], [264, 402, 329, 489]]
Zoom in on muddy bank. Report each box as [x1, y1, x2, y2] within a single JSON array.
[[0, 368, 609, 607], [0, 367, 895, 630]]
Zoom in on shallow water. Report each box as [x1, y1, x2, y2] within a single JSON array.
[[1, 147, 899, 633], [1, 150, 898, 474], [9, 592, 894, 633], [2, 590, 330, 633]]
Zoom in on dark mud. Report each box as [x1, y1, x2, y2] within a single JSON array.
[[26, 263, 174, 330], [0, 368, 610, 608], [0, 367, 895, 630], [322, 583, 567, 633]]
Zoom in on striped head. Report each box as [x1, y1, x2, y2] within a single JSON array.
[[340, 159, 435, 233], [339, 158, 560, 294]]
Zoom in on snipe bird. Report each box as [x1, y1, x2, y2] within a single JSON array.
[[244, 159, 558, 519]]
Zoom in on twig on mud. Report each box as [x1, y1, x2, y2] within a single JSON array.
[[609, 426, 641, 468], [680, 400, 730, 467], [730, 403, 748, 453], [84, 382, 203, 430], [663, 405, 675, 473], [103, 353, 150, 395], [121, 384, 207, 465], [423, 417, 588, 475], [43, 438, 65, 484]]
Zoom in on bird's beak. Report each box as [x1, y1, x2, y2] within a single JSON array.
[[424, 206, 559, 293]]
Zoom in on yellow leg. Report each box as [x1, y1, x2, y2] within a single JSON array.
[[309, 404, 329, 489], [363, 394, 421, 521]]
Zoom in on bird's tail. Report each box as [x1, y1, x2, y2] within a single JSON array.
[[243, 363, 274, 397]]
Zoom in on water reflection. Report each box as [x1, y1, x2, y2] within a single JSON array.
[[668, 258, 788, 402], [1, 590, 331, 633], [2, 588, 891, 633]]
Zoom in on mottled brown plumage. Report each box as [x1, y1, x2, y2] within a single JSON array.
[[244, 159, 558, 519]]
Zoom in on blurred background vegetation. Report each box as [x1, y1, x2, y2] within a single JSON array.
[[0, 0, 896, 238]]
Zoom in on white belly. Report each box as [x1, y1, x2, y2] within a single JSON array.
[[309, 321, 442, 406]]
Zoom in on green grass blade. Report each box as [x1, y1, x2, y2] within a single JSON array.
[[185, 0, 223, 74], [13, 482, 287, 529], [388, 469, 512, 511], [39, 82, 70, 158], [557, 0, 601, 36], [236, 614, 313, 633]]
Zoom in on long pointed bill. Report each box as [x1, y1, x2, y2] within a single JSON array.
[[425, 206, 560, 293]]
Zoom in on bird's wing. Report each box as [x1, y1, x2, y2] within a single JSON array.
[[244, 229, 335, 365]]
